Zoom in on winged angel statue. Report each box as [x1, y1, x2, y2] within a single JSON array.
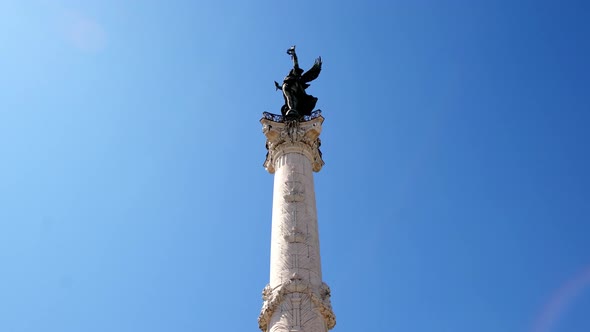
[[274, 46, 322, 119]]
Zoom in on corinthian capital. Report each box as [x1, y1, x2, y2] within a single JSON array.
[[261, 112, 325, 174]]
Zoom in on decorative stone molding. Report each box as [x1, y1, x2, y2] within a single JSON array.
[[283, 227, 307, 243], [283, 177, 305, 202], [261, 114, 324, 174], [258, 276, 336, 332]]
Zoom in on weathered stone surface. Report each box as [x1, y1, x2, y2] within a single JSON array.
[[259, 116, 335, 332], [262, 116, 324, 174]]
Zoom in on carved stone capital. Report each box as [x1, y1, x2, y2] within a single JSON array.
[[261, 115, 325, 174], [258, 280, 336, 332]]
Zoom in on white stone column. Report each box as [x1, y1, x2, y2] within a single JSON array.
[[259, 113, 335, 332]]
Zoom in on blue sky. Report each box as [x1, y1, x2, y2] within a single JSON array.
[[1, 1, 589, 331]]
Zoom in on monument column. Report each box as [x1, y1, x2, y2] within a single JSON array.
[[259, 113, 336, 332]]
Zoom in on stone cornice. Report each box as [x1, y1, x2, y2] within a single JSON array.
[[261, 115, 325, 173]]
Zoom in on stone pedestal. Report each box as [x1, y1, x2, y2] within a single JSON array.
[[259, 113, 335, 332]]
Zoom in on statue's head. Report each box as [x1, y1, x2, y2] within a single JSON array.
[[290, 67, 303, 77]]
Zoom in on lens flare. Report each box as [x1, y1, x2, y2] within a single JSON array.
[[532, 266, 590, 332], [62, 10, 107, 52]]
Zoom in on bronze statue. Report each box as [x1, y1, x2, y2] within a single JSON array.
[[274, 46, 322, 120]]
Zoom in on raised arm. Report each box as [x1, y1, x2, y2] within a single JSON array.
[[286, 46, 300, 71]]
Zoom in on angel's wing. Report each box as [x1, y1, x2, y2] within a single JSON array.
[[301, 56, 322, 83]]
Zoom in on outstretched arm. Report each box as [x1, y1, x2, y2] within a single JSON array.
[[286, 46, 300, 70]]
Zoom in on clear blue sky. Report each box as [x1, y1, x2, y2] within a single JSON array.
[[1, 1, 589, 331]]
